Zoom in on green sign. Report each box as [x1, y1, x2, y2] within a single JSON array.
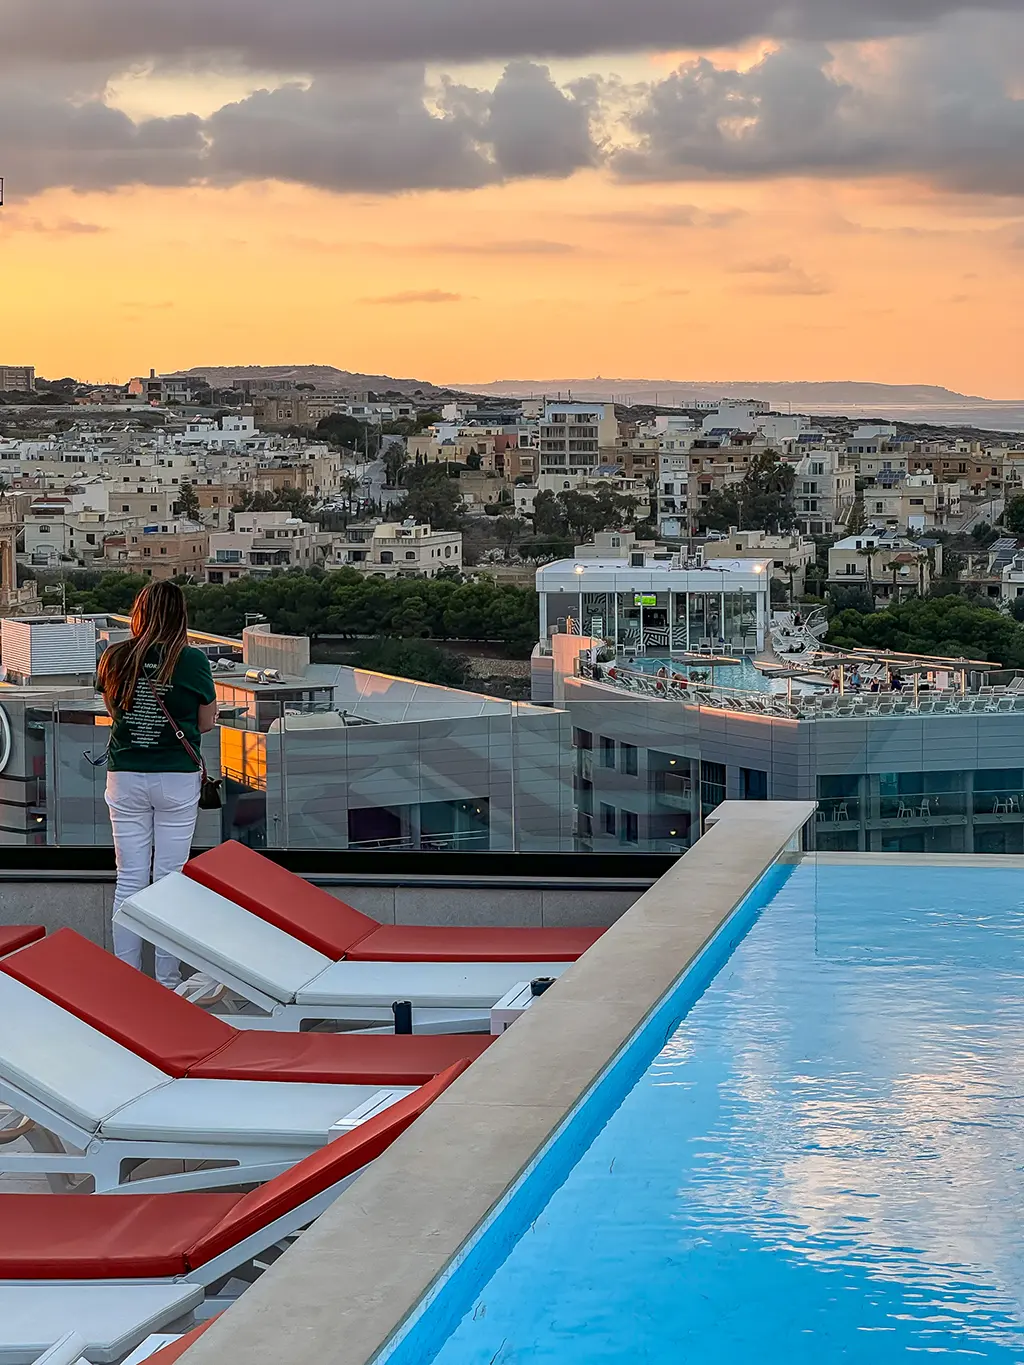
[[634, 594, 657, 607]]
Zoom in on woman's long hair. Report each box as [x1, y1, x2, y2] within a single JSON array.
[[97, 581, 190, 714]]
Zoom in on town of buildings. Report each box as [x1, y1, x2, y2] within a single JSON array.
[[2, 364, 1024, 857]]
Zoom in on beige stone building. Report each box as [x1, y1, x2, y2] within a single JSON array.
[[102, 522, 209, 580]]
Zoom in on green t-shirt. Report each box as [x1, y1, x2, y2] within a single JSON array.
[[106, 646, 216, 773]]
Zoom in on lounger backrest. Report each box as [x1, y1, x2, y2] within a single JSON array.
[[1, 930, 234, 1076], [187, 1059, 471, 1267], [29, 1333, 87, 1365], [184, 842, 378, 957], [0, 973, 169, 1133], [123, 874, 333, 1002]]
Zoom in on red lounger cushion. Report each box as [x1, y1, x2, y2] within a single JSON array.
[[188, 1060, 470, 1267], [0, 926, 45, 956], [143, 1319, 219, 1364], [185, 842, 378, 957], [1, 928, 234, 1076], [0, 1065, 468, 1281], [192, 1030, 493, 1085], [0, 1193, 239, 1280], [347, 923, 605, 963]]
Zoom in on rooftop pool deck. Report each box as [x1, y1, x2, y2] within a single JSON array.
[[174, 812, 1024, 1365]]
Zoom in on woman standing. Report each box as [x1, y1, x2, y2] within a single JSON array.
[[96, 581, 217, 988]]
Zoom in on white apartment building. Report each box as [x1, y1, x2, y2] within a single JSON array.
[[828, 532, 939, 601], [538, 402, 619, 475], [700, 402, 764, 435], [174, 416, 260, 450], [865, 474, 961, 533], [0, 366, 36, 393], [1000, 552, 1024, 603], [658, 450, 690, 536], [707, 530, 815, 595], [205, 511, 324, 583], [329, 521, 462, 579], [791, 450, 856, 536]]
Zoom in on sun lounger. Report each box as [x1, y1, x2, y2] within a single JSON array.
[[184, 842, 604, 962], [0, 1065, 466, 1360], [2, 929, 492, 1084], [115, 874, 571, 1031], [0, 972, 413, 1193], [0, 1286, 202, 1365], [0, 928, 45, 959]]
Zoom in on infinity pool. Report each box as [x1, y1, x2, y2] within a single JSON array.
[[418, 862, 1024, 1364]]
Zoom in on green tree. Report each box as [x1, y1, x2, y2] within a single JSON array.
[[234, 488, 318, 521], [316, 413, 378, 454], [828, 594, 1024, 668], [177, 481, 201, 522], [701, 451, 796, 534], [1003, 497, 1024, 534], [350, 638, 471, 687], [394, 464, 463, 530], [494, 514, 524, 560], [383, 444, 409, 487], [465, 452, 484, 471]]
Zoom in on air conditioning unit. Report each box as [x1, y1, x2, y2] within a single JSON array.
[[630, 552, 646, 568]]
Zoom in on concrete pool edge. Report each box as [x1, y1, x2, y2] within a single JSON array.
[[177, 801, 817, 1365]]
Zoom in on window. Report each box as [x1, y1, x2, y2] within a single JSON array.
[[601, 803, 616, 836], [122, 505, 130, 512], [701, 760, 727, 816], [160, 546, 167, 554], [573, 728, 593, 750], [37, 524, 50, 533], [600, 736, 616, 768], [621, 743, 638, 776], [445, 544, 452, 557], [150, 505, 158, 512], [910, 498, 924, 506], [619, 810, 639, 844], [741, 768, 768, 800], [405, 551, 416, 560]]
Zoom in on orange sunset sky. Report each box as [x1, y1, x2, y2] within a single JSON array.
[[1, 4, 1022, 395]]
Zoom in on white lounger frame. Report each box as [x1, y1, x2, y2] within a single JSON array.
[[0, 1285, 202, 1365], [115, 875, 569, 1033], [0, 1079, 402, 1195]]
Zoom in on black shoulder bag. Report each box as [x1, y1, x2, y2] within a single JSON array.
[[149, 681, 223, 810]]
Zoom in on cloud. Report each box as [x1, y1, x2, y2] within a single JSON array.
[[1, 0, 1019, 70], [0, 213, 108, 235], [727, 254, 795, 273], [360, 290, 468, 304], [0, 61, 598, 199], [590, 204, 745, 228], [726, 254, 833, 294], [613, 21, 1024, 195], [428, 239, 576, 255], [1, 16, 1022, 202]]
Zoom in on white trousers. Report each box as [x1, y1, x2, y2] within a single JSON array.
[[105, 769, 201, 989]]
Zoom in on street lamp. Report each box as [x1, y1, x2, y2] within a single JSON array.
[[574, 564, 585, 637]]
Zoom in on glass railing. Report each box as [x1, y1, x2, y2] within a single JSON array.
[[11, 694, 1024, 858]]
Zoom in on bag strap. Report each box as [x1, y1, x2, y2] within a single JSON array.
[[147, 679, 208, 780]]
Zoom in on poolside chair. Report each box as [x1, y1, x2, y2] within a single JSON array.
[[1, 929, 492, 1085], [114, 874, 572, 1032], [185, 842, 605, 964], [0, 927, 45, 958], [2, 1287, 202, 1365], [0, 1065, 466, 1364], [0, 972, 414, 1194]]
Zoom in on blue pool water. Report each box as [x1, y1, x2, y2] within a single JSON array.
[[631, 656, 771, 691], [421, 863, 1024, 1364]]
